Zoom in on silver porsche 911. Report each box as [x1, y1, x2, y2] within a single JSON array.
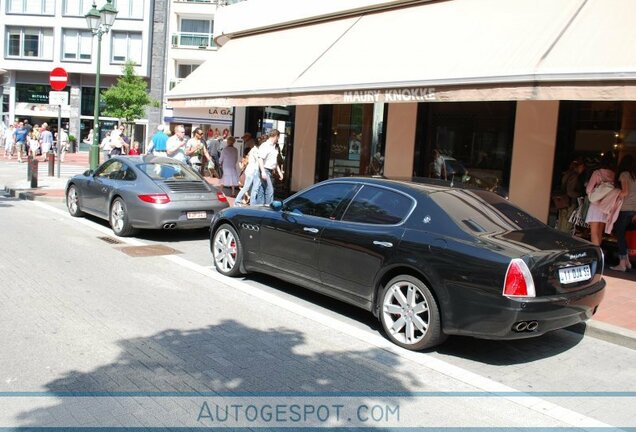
[[65, 155, 228, 236]]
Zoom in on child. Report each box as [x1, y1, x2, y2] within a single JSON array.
[[128, 141, 141, 155]]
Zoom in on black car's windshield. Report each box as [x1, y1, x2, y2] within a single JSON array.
[[430, 188, 544, 233], [137, 163, 200, 181]]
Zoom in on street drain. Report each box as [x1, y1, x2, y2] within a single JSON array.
[[98, 236, 123, 245], [117, 244, 181, 257]]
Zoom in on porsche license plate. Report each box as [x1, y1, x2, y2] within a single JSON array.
[[558, 265, 591, 284], [187, 211, 207, 219]]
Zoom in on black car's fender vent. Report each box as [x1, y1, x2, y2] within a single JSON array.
[[162, 181, 209, 193]]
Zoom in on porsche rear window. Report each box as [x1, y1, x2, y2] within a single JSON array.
[[137, 163, 200, 181]]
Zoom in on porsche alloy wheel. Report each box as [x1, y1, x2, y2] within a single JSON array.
[[212, 224, 242, 277], [110, 198, 136, 237], [380, 275, 446, 350], [66, 185, 84, 217]]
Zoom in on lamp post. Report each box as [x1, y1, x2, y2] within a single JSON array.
[[86, 0, 118, 170]]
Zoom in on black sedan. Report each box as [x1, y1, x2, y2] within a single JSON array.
[[66, 155, 228, 236], [209, 177, 605, 350]]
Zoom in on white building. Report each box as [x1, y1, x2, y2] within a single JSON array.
[[0, 0, 154, 144], [163, 0, 244, 139]]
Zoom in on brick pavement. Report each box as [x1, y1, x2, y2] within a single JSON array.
[[0, 152, 634, 348]]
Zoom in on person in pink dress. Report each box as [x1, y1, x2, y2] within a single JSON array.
[[585, 153, 615, 246]]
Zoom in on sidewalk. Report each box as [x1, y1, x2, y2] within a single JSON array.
[[1, 154, 634, 349]]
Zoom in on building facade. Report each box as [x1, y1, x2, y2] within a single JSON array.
[[167, 0, 636, 222], [1, 0, 155, 145]]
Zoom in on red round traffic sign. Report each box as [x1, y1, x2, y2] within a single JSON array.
[[49, 67, 68, 91]]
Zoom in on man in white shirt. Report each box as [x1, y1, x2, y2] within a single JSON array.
[[251, 129, 283, 205], [166, 125, 187, 163]]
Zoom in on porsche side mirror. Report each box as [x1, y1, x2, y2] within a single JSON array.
[[83, 169, 94, 177], [270, 200, 283, 211]]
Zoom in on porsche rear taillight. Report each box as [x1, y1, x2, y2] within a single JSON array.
[[138, 193, 171, 204], [503, 258, 536, 298], [217, 192, 227, 203]]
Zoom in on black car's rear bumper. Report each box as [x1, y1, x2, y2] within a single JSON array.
[[444, 279, 606, 340]]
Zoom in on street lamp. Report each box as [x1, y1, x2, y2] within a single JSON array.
[[86, 0, 118, 170]]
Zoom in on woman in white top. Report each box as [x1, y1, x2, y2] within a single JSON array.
[[100, 131, 112, 161], [219, 136, 240, 196], [234, 143, 260, 205], [4, 124, 15, 159], [585, 153, 615, 246]]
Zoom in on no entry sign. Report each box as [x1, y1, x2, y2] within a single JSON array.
[[49, 67, 68, 91]]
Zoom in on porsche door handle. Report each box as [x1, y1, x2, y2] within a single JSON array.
[[303, 227, 319, 234], [373, 241, 393, 248]]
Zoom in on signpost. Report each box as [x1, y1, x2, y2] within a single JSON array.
[[49, 68, 68, 178]]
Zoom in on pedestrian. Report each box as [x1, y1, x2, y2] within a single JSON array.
[[166, 125, 187, 163], [206, 130, 223, 177], [4, 123, 15, 159], [556, 159, 585, 232], [146, 124, 168, 156], [40, 123, 53, 161], [251, 129, 283, 206], [219, 136, 240, 196], [609, 154, 636, 272], [0, 122, 7, 158], [59, 128, 70, 162], [28, 130, 40, 160], [585, 153, 616, 246], [116, 124, 131, 154], [429, 149, 447, 180], [242, 132, 256, 150], [185, 128, 212, 174], [234, 140, 261, 206], [128, 141, 141, 156], [14, 121, 28, 163], [100, 131, 113, 161]]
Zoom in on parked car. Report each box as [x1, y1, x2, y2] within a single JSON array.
[[66, 155, 228, 236], [209, 177, 606, 350]]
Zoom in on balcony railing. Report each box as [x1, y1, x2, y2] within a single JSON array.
[[171, 32, 216, 49]]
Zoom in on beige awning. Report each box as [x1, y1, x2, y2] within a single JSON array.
[[167, 0, 636, 107]]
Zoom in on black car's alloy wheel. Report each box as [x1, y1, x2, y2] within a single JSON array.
[[66, 185, 84, 217], [380, 275, 446, 350], [212, 224, 243, 277], [110, 198, 136, 237]]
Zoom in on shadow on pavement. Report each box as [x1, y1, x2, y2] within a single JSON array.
[[17, 320, 412, 429]]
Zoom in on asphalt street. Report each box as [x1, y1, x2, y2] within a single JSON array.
[[0, 191, 635, 429]]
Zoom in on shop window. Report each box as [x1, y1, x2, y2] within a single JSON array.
[[316, 103, 387, 181], [414, 101, 516, 194]]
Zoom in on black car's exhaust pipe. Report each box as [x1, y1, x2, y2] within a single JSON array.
[[162, 223, 176, 229], [513, 321, 528, 332], [512, 321, 539, 332]]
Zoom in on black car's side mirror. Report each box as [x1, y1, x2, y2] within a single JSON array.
[[83, 169, 94, 177], [270, 200, 283, 211]]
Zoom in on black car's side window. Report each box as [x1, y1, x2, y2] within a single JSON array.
[[285, 183, 357, 219], [342, 186, 413, 225]]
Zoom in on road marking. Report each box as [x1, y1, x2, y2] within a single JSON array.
[[30, 200, 618, 429]]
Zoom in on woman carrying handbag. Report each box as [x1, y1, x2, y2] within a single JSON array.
[[585, 153, 615, 246]]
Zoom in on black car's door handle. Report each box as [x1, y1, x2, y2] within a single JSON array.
[[373, 241, 393, 248], [303, 227, 319, 234]]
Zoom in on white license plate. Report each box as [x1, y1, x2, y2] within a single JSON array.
[[186, 211, 207, 219], [558, 265, 591, 284]]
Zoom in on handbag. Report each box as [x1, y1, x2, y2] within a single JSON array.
[[588, 182, 614, 203]]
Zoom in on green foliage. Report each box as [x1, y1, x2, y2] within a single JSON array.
[[101, 61, 159, 123], [68, 134, 76, 142]]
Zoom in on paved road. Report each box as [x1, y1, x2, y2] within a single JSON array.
[[1, 192, 635, 429]]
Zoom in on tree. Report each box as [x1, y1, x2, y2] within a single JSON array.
[[101, 61, 159, 146]]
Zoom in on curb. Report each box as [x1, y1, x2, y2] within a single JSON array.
[[567, 321, 636, 350], [3, 186, 66, 203]]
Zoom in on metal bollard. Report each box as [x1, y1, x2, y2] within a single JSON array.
[[30, 158, 38, 188], [27, 155, 33, 180], [48, 153, 55, 176]]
